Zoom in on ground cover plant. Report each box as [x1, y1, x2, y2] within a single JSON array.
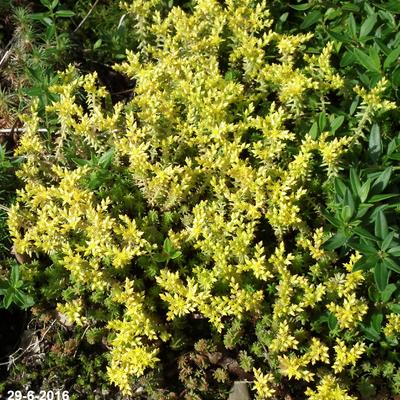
[[0, 0, 142, 395], [2, 0, 400, 399]]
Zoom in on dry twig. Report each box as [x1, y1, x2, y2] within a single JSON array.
[[73, 0, 99, 33]]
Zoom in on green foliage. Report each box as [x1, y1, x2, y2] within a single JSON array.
[[273, 0, 400, 95], [0, 263, 34, 309], [0, 145, 21, 258], [30, 0, 75, 55]]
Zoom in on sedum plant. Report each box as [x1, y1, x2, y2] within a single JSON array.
[[7, 0, 398, 398]]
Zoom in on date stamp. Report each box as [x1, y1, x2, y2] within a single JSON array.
[[6, 390, 70, 400]]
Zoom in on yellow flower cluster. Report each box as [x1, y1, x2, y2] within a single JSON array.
[[304, 42, 344, 91], [263, 243, 369, 395], [327, 293, 368, 330], [305, 375, 356, 400], [156, 270, 263, 332], [277, 32, 314, 62], [46, 65, 123, 154], [332, 339, 366, 374], [57, 298, 87, 327], [277, 337, 330, 383], [278, 354, 315, 382], [354, 77, 396, 114], [383, 313, 400, 338], [10, 0, 393, 396], [270, 321, 299, 352], [253, 368, 276, 399], [297, 227, 329, 262], [318, 132, 353, 177], [106, 279, 163, 395], [326, 253, 367, 330]]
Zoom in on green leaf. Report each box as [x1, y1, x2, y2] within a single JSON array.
[[50, 0, 59, 9], [356, 203, 373, 219], [153, 254, 168, 263], [386, 136, 400, 156], [328, 313, 337, 330], [353, 48, 380, 72], [389, 304, 400, 313], [10, 265, 20, 287], [352, 255, 378, 271], [360, 14, 377, 38], [318, 112, 327, 131], [384, 257, 400, 274], [325, 8, 342, 21], [349, 168, 361, 197], [369, 194, 399, 202], [375, 37, 391, 54], [43, 17, 53, 26], [322, 211, 341, 228], [93, 39, 102, 50], [163, 238, 173, 254], [342, 3, 360, 12], [3, 290, 14, 309], [280, 12, 289, 22], [359, 179, 371, 203], [23, 87, 43, 97], [55, 10, 75, 17], [170, 251, 182, 260], [393, 67, 400, 87], [368, 285, 381, 302], [343, 188, 355, 216], [341, 205, 353, 222], [347, 13, 357, 38], [381, 232, 395, 251], [289, 3, 312, 10], [369, 47, 381, 71], [13, 290, 34, 309], [388, 153, 400, 160], [375, 261, 390, 292], [372, 167, 393, 193], [334, 178, 347, 199], [361, 325, 380, 341], [370, 204, 390, 221], [98, 148, 114, 169], [352, 227, 377, 242], [388, 246, 400, 256], [71, 158, 90, 167], [350, 96, 359, 115], [384, 46, 400, 69], [324, 231, 348, 250], [387, 136, 400, 156], [371, 312, 383, 332], [351, 239, 378, 255], [309, 121, 318, 139], [374, 210, 388, 239], [327, 29, 348, 42], [300, 10, 322, 29], [380, 1, 400, 13], [340, 50, 355, 67], [330, 115, 345, 132], [381, 283, 397, 302], [369, 124, 382, 163]]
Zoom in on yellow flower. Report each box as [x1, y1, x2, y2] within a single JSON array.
[[332, 339, 366, 374], [56, 298, 88, 327], [253, 368, 276, 399], [305, 375, 356, 400]]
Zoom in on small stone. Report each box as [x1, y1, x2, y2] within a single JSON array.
[[228, 381, 251, 400]]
